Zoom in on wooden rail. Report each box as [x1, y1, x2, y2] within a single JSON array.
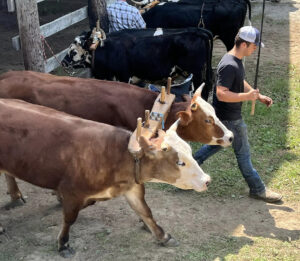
[[9, 0, 90, 73], [7, 0, 45, 12]]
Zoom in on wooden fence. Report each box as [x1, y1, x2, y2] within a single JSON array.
[[7, 0, 94, 73]]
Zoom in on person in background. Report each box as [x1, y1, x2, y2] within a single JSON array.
[[107, 0, 146, 32], [194, 26, 282, 203]]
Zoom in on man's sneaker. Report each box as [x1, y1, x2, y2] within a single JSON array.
[[250, 189, 283, 203]]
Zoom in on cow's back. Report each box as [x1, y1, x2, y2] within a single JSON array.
[[0, 71, 158, 131], [0, 99, 131, 191]]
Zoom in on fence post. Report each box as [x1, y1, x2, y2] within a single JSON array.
[[88, 0, 109, 33], [15, 0, 45, 72]]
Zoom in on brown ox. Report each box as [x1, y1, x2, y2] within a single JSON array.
[[0, 70, 233, 205], [0, 99, 211, 256]]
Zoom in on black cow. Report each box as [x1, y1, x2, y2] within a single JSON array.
[[62, 27, 213, 100], [141, 0, 251, 51]]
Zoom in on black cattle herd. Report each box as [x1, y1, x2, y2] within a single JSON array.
[[63, 0, 251, 99]]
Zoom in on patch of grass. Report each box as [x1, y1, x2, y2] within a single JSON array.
[[228, 237, 300, 261], [176, 236, 253, 261]]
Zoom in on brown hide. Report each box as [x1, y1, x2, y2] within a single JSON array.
[[0, 71, 208, 140], [0, 99, 134, 192]]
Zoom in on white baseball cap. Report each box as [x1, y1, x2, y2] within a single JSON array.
[[238, 26, 265, 48]]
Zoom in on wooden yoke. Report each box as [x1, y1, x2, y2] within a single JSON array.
[[128, 83, 175, 156]]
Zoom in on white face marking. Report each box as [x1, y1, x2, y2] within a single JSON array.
[[170, 66, 176, 75], [153, 28, 163, 36], [150, 122, 211, 192], [74, 36, 82, 45], [195, 95, 233, 146], [68, 43, 85, 62]]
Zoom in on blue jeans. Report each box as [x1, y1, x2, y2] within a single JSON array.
[[194, 119, 265, 195]]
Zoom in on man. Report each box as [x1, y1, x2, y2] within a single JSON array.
[[107, 0, 146, 32], [194, 26, 282, 203]]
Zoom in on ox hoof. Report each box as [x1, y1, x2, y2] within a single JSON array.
[[4, 198, 26, 210], [159, 234, 180, 247], [59, 244, 75, 258]]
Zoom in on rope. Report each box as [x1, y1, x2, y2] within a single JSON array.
[[40, 35, 77, 76]]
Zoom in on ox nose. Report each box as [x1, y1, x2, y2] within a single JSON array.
[[229, 136, 233, 143], [206, 180, 210, 187]]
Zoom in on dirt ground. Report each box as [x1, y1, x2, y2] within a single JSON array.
[[0, 0, 300, 260]]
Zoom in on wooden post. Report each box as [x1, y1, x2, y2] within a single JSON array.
[[167, 77, 172, 95], [15, 0, 45, 72], [160, 87, 166, 104], [145, 110, 150, 128], [88, 0, 109, 33], [136, 118, 142, 141]]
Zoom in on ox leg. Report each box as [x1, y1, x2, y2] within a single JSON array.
[[4, 174, 26, 209], [124, 184, 179, 247], [58, 196, 82, 258]]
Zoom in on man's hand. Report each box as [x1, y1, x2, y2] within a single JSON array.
[[247, 89, 260, 101], [258, 94, 273, 107]]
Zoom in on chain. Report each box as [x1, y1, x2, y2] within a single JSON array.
[[198, 2, 206, 28], [40, 35, 76, 76]]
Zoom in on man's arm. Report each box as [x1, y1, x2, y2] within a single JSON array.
[[134, 10, 146, 28], [216, 85, 259, 103]]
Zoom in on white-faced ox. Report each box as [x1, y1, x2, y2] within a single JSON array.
[[138, 0, 251, 51], [62, 27, 214, 100], [0, 99, 211, 256], [0, 71, 233, 208]]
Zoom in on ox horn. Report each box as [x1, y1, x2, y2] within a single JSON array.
[[99, 28, 106, 47], [131, 0, 151, 6], [194, 83, 205, 97], [167, 119, 180, 133]]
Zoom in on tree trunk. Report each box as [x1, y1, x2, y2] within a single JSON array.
[[15, 0, 45, 72]]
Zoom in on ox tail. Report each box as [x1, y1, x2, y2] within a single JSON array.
[[245, 0, 252, 24], [198, 28, 214, 99]]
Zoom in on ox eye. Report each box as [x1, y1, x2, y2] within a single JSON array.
[[176, 160, 186, 166], [205, 119, 212, 124], [191, 103, 197, 111], [162, 147, 168, 152]]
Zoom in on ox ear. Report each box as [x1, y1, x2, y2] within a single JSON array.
[[193, 83, 205, 99], [139, 136, 157, 158], [176, 111, 192, 127], [139, 136, 155, 152]]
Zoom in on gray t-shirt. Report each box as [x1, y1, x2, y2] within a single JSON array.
[[213, 53, 245, 121]]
